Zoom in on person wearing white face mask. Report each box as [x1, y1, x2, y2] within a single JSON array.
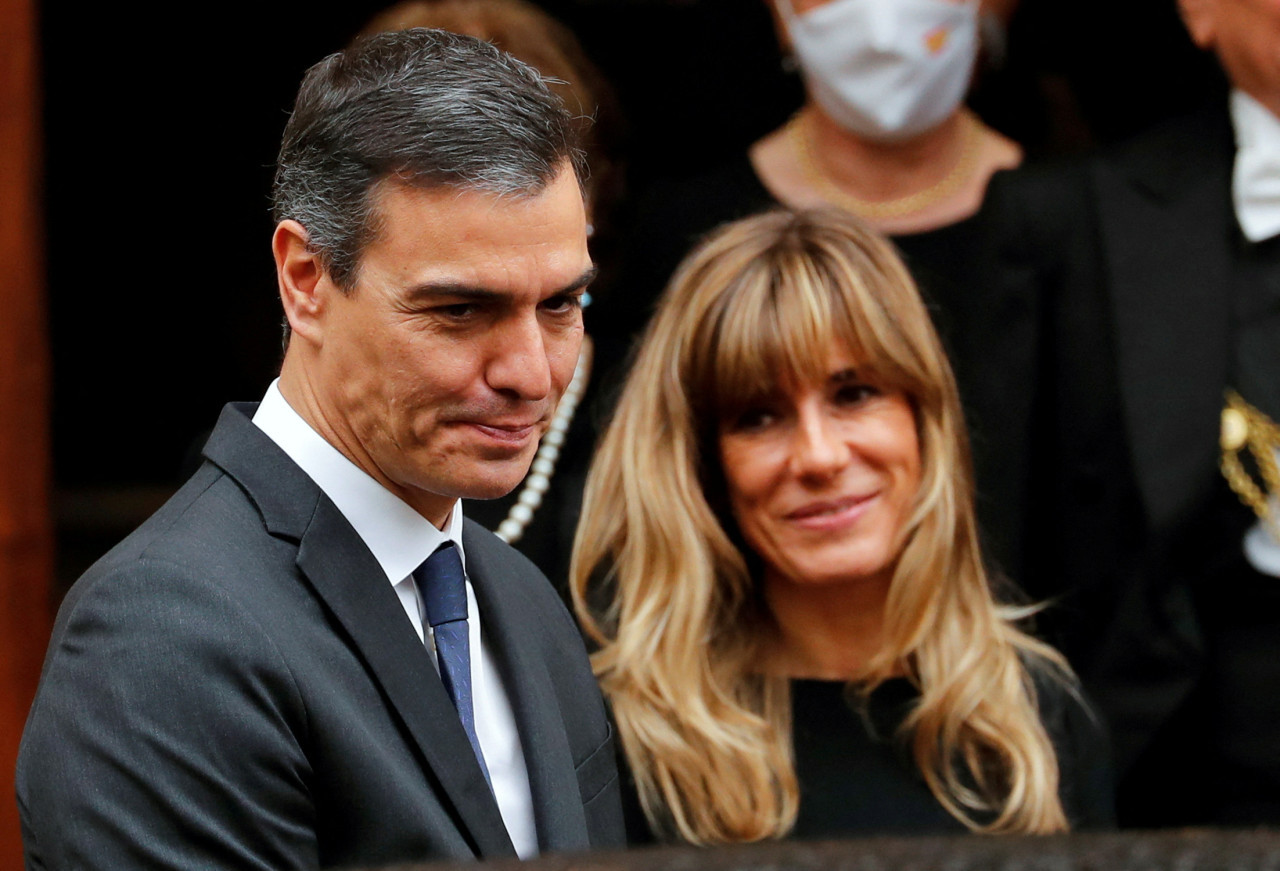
[[783, 0, 980, 141], [754, 0, 1020, 235]]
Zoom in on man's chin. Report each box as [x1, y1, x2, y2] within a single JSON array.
[[451, 459, 538, 502], [460, 480, 529, 502]]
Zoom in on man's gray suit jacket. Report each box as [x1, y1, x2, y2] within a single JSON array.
[[16, 402, 624, 869]]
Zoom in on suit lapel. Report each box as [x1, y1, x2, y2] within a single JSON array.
[[1094, 110, 1236, 532], [204, 405, 517, 859], [463, 523, 591, 853], [296, 500, 517, 859]]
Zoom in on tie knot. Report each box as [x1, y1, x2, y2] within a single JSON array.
[[417, 542, 468, 628]]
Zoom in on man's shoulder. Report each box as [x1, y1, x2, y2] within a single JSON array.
[[1083, 102, 1232, 197], [56, 468, 290, 636], [58, 410, 320, 637], [94, 453, 293, 570], [1106, 101, 1231, 162], [18, 453, 328, 871], [984, 101, 1232, 218]]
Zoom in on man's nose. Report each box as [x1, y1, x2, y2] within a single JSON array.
[[485, 314, 553, 401]]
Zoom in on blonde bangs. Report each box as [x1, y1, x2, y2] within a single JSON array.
[[686, 220, 929, 427]]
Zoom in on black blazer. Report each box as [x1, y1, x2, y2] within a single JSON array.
[[17, 403, 624, 869], [979, 103, 1244, 789]]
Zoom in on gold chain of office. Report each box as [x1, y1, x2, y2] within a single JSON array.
[[788, 109, 982, 221], [1220, 389, 1280, 541]]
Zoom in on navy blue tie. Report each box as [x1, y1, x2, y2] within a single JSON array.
[[416, 542, 491, 786]]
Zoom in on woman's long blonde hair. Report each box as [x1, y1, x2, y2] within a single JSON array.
[[571, 209, 1072, 843]]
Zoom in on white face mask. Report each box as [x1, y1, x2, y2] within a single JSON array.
[[781, 0, 980, 142]]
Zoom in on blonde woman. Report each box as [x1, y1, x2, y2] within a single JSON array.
[[571, 209, 1112, 843], [595, 0, 1036, 580]]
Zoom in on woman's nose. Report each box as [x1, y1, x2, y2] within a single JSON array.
[[789, 407, 850, 480]]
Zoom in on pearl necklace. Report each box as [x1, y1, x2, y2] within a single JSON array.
[[495, 334, 593, 544], [788, 109, 982, 221]]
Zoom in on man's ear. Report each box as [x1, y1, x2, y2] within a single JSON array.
[[273, 220, 330, 343], [1178, 0, 1217, 50]]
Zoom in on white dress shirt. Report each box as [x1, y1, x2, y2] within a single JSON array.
[[1231, 89, 1280, 243], [1227, 91, 1280, 577], [1244, 451, 1280, 579], [253, 381, 539, 857]]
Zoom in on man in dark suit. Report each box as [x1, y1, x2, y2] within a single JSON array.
[[980, 0, 1280, 828], [16, 29, 623, 869]]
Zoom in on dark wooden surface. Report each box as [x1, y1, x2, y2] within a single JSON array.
[[0, 0, 52, 867], [356, 828, 1280, 871]]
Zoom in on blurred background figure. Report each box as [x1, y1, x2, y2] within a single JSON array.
[[601, 0, 1021, 303], [754, 0, 1019, 236], [974, 0, 1280, 829], [357, 0, 627, 584], [595, 0, 1046, 580], [572, 209, 1113, 844]]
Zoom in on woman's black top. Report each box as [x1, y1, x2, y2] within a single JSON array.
[[789, 676, 1114, 837], [620, 674, 1115, 844]]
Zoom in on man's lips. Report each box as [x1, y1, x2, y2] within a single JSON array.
[[462, 419, 543, 444]]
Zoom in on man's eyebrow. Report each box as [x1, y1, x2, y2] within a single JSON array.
[[404, 265, 599, 303], [563, 265, 600, 293]]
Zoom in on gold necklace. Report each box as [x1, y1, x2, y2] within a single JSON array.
[[1220, 389, 1280, 542], [788, 110, 982, 221]]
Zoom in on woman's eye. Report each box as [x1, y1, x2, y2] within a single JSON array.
[[729, 407, 778, 432], [834, 383, 878, 405]]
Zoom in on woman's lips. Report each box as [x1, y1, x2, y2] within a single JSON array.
[[785, 493, 878, 530]]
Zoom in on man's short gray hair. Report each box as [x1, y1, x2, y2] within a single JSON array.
[[272, 27, 588, 290]]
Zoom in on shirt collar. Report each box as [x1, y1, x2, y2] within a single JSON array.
[[251, 380, 465, 584], [1230, 88, 1280, 243]]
